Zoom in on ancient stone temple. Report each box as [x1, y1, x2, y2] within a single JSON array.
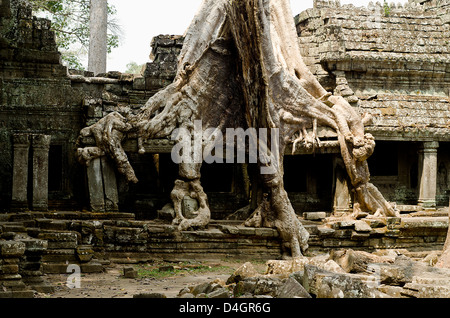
[[1, 0, 450, 298], [296, 0, 450, 213]]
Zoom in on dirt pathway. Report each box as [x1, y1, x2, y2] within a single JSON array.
[[36, 260, 266, 298]]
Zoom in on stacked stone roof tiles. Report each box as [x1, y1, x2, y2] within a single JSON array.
[[296, 0, 450, 141]]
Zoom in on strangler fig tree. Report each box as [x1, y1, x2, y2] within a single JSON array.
[[77, 0, 398, 258]]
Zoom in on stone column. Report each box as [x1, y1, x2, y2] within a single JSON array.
[[333, 156, 352, 216], [86, 157, 105, 212], [11, 134, 30, 211], [101, 156, 119, 212], [418, 141, 439, 210], [32, 135, 51, 211]]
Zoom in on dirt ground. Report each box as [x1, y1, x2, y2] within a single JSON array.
[[35, 260, 266, 298]]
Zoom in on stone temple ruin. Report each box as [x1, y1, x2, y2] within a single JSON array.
[[2, 0, 450, 298]]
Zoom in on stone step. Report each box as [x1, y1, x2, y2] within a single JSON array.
[[42, 261, 104, 274], [0, 222, 27, 233], [0, 290, 35, 298], [402, 283, 450, 298], [28, 211, 136, 221]]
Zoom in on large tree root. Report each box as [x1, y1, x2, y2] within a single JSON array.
[[77, 0, 397, 258], [171, 178, 211, 231]]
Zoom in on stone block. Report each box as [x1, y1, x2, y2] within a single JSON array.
[[132, 77, 145, 90], [123, 267, 138, 278], [80, 262, 103, 273], [276, 277, 311, 298], [317, 226, 335, 236], [237, 226, 256, 236], [315, 272, 391, 298], [38, 232, 78, 242], [402, 283, 450, 298], [0, 241, 26, 258], [0, 264, 19, 275], [17, 238, 47, 255], [42, 263, 71, 274], [227, 262, 259, 284], [0, 290, 34, 298], [157, 203, 175, 221], [47, 241, 77, 249], [207, 288, 230, 299], [76, 246, 94, 263], [354, 220, 372, 232], [182, 196, 199, 219], [304, 212, 327, 221]]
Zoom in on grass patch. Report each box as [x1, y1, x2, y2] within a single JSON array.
[[136, 261, 235, 279]]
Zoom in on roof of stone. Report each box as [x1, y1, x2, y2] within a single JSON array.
[[296, 0, 450, 141]]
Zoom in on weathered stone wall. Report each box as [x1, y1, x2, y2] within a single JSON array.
[[0, 0, 87, 211], [296, 0, 450, 207]]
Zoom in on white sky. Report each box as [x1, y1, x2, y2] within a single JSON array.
[[106, 0, 408, 72]]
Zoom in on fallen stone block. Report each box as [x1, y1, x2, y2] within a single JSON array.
[[354, 220, 372, 232], [304, 212, 327, 221], [331, 249, 394, 273], [207, 287, 230, 298], [234, 276, 283, 298], [123, 267, 138, 278], [401, 283, 450, 298], [227, 262, 260, 284], [314, 271, 391, 298], [276, 277, 311, 298]]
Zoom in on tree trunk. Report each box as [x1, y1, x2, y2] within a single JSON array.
[[77, 0, 397, 258], [88, 0, 108, 75]]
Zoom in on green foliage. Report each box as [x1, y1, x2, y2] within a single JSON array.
[[135, 262, 234, 279], [125, 61, 145, 75], [28, 0, 120, 69], [383, 0, 391, 17]]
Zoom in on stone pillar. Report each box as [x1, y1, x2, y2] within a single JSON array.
[[86, 157, 105, 212], [11, 134, 30, 211], [86, 156, 120, 212], [418, 141, 439, 210], [101, 156, 119, 212], [32, 135, 51, 211], [333, 156, 352, 216]]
